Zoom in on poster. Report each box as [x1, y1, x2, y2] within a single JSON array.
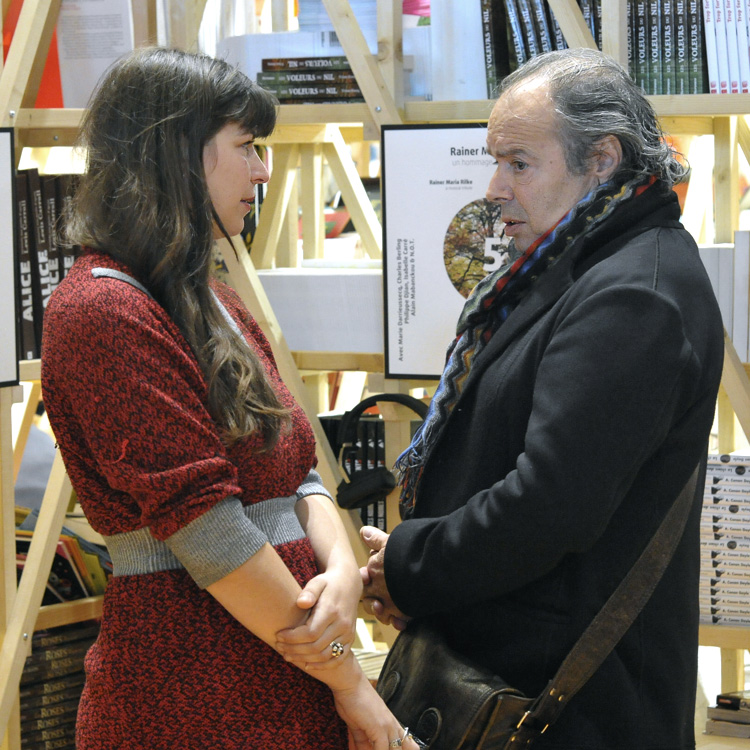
[[0, 129, 20, 386], [56, 0, 134, 108], [382, 124, 507, 379]]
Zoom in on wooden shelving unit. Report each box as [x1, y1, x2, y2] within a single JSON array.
[[2, 0, 750, 748]]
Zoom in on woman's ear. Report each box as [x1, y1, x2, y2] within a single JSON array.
[[592, 135, 623, 183]]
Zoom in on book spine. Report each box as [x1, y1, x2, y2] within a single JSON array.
[[578, 0, 596, 39], [713, 0, 730, 92], [635, 0, 650, 91], [689, 0, 708, 91], [735, 0, 750, 91], [674, 0, 690, 92], [724, 0, 741, 92], [702, 0, 721, 92], [481, 0, 498, 97], [256, 70, 356, 85], [648, 0, 663, 94], [503, 0, 529, 67], [530, 0, 554, 53], [594, 0, 603, 49], [264, 84, 363, 98], [15, 172, 37, 360], [662, 0, 676, 93], [491, 0, 512, 77], [262, 56, 351, 71], [516, 0, 541, 56], [40, 176, 61, 302]]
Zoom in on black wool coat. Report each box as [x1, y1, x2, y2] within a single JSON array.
[[384, 186, 724, 750]]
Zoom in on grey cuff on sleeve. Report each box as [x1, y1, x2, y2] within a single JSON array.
[[164, 496, 269, 589], [295, 468, 333, 502]]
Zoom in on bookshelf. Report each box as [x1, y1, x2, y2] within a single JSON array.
[[2, 0, 750, 747]]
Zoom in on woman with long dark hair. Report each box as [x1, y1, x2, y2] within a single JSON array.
[[42, 47, 415, 750]]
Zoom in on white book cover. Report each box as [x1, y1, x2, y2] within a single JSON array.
[[429, 0, 487, 101], [724, 0, 742, 92], [736, 0, 750, 92], [713, 0, 731, 93], [702, 0, 721, 93], [733, 231, 750, 361], [699, 245, 734, 331]]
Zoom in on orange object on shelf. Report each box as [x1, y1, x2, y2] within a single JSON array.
[[3, 0, 64, 107]]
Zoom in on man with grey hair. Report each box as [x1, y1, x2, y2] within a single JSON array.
[[357, 49, 724, 748]]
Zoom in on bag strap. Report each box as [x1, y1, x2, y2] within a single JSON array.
[[512, 458, 704, 741]]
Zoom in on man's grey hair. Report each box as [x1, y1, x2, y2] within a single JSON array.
[[497, 48, 688, 186]]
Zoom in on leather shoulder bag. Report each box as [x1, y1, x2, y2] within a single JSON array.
[[376, 462, 703, 750]]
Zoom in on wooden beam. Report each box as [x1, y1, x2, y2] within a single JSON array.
[[251, 144, 299, 269], [600, 0, 628, 66], [321, 0, 402, 131], [546, 0, 598, 49], [721, 331, 750, 444], [132, 0, 158, 47], [0, 0, 61, 128], [299, 144, 325, 260], [0, 451, 72, 740], [376, 0, 404, 110], [322, 128, 382, 258], [713, 117, 738, 244]]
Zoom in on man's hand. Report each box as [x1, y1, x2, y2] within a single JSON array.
[[359, 526, 410, 631]]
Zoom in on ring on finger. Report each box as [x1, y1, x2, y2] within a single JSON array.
[[389, 726, 410, 747], [330, 640, 345, 659]]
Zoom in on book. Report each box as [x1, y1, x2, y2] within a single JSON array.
[[723, 0, 742, 92], [516, 0, 541, 57], [736, 0, 750, 92], [256, 70, 357, 85], [647, 0, 662, 94], [262, 55, 352, 71], [549, 6, 568, 50], [705, 718, 750, 737], [634, 0, 650, 91], [18, 672, 85, 704], [504, 0, 528, 68], [713, 0, 730, 93], [481, 0, 499, 97], [530, 0, 554, 53], [15, 171, 38, 360], [40, 175, 62, 303], [702, 0, 720, 92], [674, 0, 690, 92], [54, 174, 79, 279], [264, 84, 363, 100], [688, 0, 707, 92], [662, 0, 676, 93], [717, 689, 750, 710]]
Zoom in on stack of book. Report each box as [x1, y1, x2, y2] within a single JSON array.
[[15, 169, 81, 361], [699, 455, 750, 627], [706, 690, 750, 738], [19, 621, 99, 749], [256, 56, 364, 104], [702, 0, 750, 94]]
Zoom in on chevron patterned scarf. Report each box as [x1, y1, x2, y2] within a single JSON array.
[[396, 173, 656, 517]]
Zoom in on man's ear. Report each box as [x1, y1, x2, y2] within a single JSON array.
[[592, 135, 623, 183]]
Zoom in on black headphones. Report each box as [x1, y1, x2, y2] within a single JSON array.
[[335, 393, 429, 510]]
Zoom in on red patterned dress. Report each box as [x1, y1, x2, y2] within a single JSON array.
[[41, 250, 349, 749]]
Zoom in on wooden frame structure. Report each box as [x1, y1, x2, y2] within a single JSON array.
[[2, 0, 750, 747]]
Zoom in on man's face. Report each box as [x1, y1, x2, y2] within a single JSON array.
[[485, 81, 601, 253]]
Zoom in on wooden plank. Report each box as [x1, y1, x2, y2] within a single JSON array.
[[252, 144, 299, 269], [292, 351, 385, 372], [0, 0, 61, 128], [600, 0, 628, 66], [721, 331, 750, 444], [547, 0, 598, 49], [322, 129, 382, 258], [376, 0, 404, 110], [0, 451, 72, 740], [34, 597, 103, 631], [12, 382, 40, 483], [18, 361, 40, 383], [738, 116, 750, 165], [218, 238, 368, 566], [700, 624, 750, 650], [713, 117, 738, 244], [132, 0, 158, 46], [165, 0, 208, 50], [321, 0, 402, 130], [299, 144, 325, 260]]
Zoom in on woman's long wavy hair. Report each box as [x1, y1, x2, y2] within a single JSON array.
[[67, 47, 289, 449]]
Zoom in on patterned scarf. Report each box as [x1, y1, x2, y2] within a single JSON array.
[[396, 173, 656, 517]]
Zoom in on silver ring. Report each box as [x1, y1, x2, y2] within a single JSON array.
[[390, 726, 410, 747], [330, 641, 345, 658]]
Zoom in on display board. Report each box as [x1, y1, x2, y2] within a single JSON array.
[[0, 128, 19, 386], [381, 123, 506, 378]]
